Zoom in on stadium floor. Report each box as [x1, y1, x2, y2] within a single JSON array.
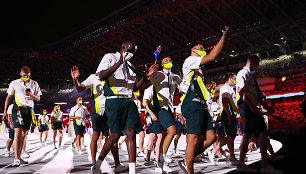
[[0, 131, 282, 174]]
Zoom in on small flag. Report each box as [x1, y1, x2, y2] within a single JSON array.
[[153, 45, 161, 63]]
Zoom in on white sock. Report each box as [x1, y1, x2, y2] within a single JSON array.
[[95, 158, 103, 169], [129, 162, 136, 174]]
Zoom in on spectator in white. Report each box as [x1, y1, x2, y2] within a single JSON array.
[[3, 66, 42, 167], [51, 104, 64, 149], [69, 96, 90, 154]]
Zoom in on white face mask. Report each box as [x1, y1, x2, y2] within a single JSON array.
[[124, 52, 134, 62]]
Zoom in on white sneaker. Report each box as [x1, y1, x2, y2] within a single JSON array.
[[21, 152, 30, 158], [91, 165, 101, 174], [81, 145, 86, 150], [163, 162, 172, 173], [163, 154, 172, 163], [154, 161, 163, 173], [3, 151, 10, 157], [236, 165, 257, 173], [137, 151, 146, 157], [78, 150, 83, 155], [260, 165, 283, 174], [113, 163, 128, 173], [203, 147, 210, 156], [208, 149, 216, 165], [12, 159, 21, 167]]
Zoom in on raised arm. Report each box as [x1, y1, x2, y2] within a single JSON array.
[[99, 45, 126, 81], [200, 30, 230, 65], [71, 66, 87, 93]]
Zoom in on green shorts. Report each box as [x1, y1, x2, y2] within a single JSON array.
[[52, 121, 63, 130], [9, 127, 14, 139], [39, 124, 49, 132], [157, 109, 175, 130], [206, 115, 214, 131], [182, 101, 209, 135], [239, 102, 267, 134], [220, 111, 237, 137], [105, 98, 140, 134], [148, 120, 163, 135], [73, 120, 85, 136], [176, 121, 186, 135], [92, 113, 109, 136], [12, 105, 33, 131]]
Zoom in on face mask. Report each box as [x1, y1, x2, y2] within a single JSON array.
[[57, 106, 60, 110], [193, 48, 207, 57], [231, 79, 237, 86], [21, 76, 30, 82], [162, 62, 173, 70], [78, 100, 83, 104], [124, 52, 134, 61], [43, 111, 47, 115]]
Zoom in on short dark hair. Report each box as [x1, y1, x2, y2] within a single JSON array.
[[123, 40, 137, 53], [248, 55, 261, 61], [21, 66, 31, 73], [187, 41, 203, 54], [224, 72, 235, 82], [205, 81, 216, 91], [75, 96, 82, 100]]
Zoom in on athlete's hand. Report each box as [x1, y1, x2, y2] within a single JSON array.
[[119, 44, 129, 63], [71, 66, 80, 79], [221, 29, 231, 39], [146, 64, 158, 77], [25, 90, 32, 96], [10, 123, 14, 129], [150, 113, 158, 122], [3, 112, 7, 120]]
